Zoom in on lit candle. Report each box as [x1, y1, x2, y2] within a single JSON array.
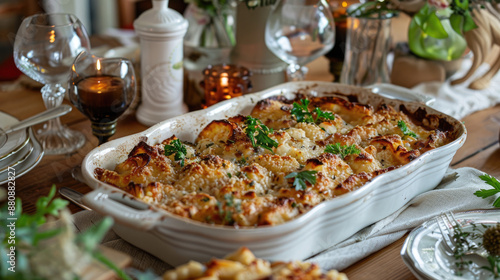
[[76, 74, 126, 122], [202, 64, 251, 108]]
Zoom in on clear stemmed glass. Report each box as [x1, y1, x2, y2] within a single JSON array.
[[265, 0, 336, 81], [13, 13, 89, 155], [68, 51, 136, 145]]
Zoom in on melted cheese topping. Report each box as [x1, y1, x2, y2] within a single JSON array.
[[95, 95, 453, 227]]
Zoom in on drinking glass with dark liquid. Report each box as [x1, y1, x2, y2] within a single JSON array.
[[69, 51, 136, 145]]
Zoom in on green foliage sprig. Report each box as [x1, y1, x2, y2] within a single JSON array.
[[165, 139, 188, 167], [291, 99, 335, 124], [325, 143, 361, 159], [285, 170, 318, 191], [474, 174, 500, 208], [245, 116, 278, 152], [397, 120, 418, 138], [0, 186, 133, 280]]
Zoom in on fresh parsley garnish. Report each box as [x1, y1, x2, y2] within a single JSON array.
[[291, 99, 335, 124], [245, 116, 278, 152], [325, 143, 361, 158], [285, 170, 318, 191], [164, 139, 187, 167], [397, 120, 417, 138], [474, 174, 500, 207]]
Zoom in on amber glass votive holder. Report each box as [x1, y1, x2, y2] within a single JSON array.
[[201, 64, 252, 108]]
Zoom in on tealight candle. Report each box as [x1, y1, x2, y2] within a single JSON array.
[[201, 64, 252, 108]]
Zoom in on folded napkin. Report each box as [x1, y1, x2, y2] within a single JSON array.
[[72, 167, 498, 275], [412, 59, 500, 120]]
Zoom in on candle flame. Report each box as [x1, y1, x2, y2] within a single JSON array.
[[96, 59, 102, 71]]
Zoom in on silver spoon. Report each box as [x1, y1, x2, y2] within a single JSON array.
[[0, 105, 72, 150]]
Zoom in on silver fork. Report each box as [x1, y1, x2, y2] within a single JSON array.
[[436, 211, 488, 258]]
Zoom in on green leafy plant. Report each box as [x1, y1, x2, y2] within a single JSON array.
[[285, 170, 318, 191], [245, 116, 278, 152], [474, 174, 500, 208], [325, 143, 361, 158], [397, 120, 418, 138], [291, 99, 335, 124], [0, 186, 131, 280], [165, 139, 188, 167]]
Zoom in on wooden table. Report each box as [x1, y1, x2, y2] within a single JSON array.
[[1, 55, 499, 279]]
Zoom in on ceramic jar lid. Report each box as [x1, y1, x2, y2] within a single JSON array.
[[133, 0, 188, 34]]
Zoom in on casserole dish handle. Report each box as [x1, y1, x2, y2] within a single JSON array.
[[368, 83, 435, 106], [82, 189, 163, 230]]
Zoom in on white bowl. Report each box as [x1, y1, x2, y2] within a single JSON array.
[[81, 81, 466, 266]]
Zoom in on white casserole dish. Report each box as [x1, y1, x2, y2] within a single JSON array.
[[81, 81, 466, 266]]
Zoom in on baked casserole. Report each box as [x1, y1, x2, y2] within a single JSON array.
[[162, 247, 348, 280], [95, 94, 454, 227]]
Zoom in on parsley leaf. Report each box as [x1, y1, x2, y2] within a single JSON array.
[[285, 170, 318, 191], [245, 116, 278, 152], [474, 174, 500, 207], [291, 99, 314, 123], [314, 107, 335, 123], [397, 120, 417, 138], [164, 139, 187, 167], [291, 99, 335, 124], [325, 143, 361, 158]]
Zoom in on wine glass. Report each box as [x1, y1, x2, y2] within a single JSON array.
[[13, 13, 90, 155], [68, 50, 136, 145], [265, 0, 336, 81]]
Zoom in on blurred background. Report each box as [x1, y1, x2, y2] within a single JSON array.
[[0, 0, 188, 81]]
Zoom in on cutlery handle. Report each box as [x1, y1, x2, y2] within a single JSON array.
[[82, 189, 163, 230], [5, 105, 72, 134]]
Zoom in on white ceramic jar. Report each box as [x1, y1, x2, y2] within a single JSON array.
[[134, 0, 189, 126]]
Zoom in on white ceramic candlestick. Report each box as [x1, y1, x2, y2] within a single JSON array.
[[134, 0, 189, 126]]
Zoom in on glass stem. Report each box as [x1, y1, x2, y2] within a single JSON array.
[[286, 63, 308, 81], [41, 84, 65, 132], [91, 120, 117, 145]]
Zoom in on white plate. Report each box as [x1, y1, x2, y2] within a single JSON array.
[[0, 128, 44, 185], [0, 135, 34, 172], [401, 209, 500, 280], [0, 111, 29, 159]]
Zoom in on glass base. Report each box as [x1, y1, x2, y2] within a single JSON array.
[[36, 125, 86, 155]]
